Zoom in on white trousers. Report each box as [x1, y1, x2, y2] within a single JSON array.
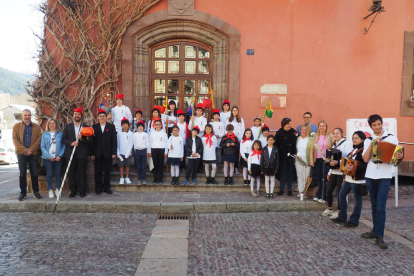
[[295, 163, 311, 194]]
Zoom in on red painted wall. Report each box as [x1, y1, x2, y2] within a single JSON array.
[[139, 0, 414, 160]]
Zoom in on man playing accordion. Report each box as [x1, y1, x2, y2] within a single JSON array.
[[361, 114, 404, 249]]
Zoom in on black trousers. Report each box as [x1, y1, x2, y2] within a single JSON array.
[[94, 155, 112, 191], [186, 158, 200, 180], [17, 154, 38, 194], [68, 154, 87, 193], [152, 148, 165, 182], [327, 173, 343, 209]]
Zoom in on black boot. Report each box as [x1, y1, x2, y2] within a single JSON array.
[[210, 177, 219, 184], [229, 177, 234, 185], [171, 177, 175, 185], [224, 177, 229, 185], [375, 237, 388, 249], [244, 180, 248, 185], [176, 177, 180, 185], [206, 177, 211, 184]]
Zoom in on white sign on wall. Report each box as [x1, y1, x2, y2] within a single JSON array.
[[345, 118, 398, 141]]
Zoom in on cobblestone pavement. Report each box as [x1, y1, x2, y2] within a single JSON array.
[[188, 212, 414, 276], [0, 213, 157, 276]]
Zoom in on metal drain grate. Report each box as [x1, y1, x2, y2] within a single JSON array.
[[157, 214, 190, 220]]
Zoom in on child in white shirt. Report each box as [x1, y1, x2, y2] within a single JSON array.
[[248, 140, 263, 197], [251, 116, 263, 141], [110, 94, 133, 133], [211, 109, 224, 172], [168, 126, 184, 185], [202, 124, 218, 184], [133, 120, 150, 184], [240, 129, 253, 185], [117, 118, 134, 184], [149, 119, 168, 184]]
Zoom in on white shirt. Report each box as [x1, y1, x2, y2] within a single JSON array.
[[167, 113, 178, 128], [149, 130, 169, 154], [168, 135, 184, 158], [296, 137, 309, 164], [188, 116, 207, 137], [363, 130, 399, 180], [100, 124, 105, 133], [226, 118, 245, 140], [248, 150, 261, 170], [133, 131, 150, 153], [259, 136, 268, 148], [112, 105, 133, 133], [176, 122, 187, 145], [117, 130, 134, 158], [220, 111, 231, 126], [251, 125, 263, 141], [240, 139, 253, 157], [74, 123, 81, 137], [161, 114, 168, 133], [268, 146, 274, 158], [212, 121, 225, 147], [329, 139, 353, 175], [202, 135, 217, 161], [189, 137, 200, 158], [49, 132, 57, 157], [147, 119, 166, 138]]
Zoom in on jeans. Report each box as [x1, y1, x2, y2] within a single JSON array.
[[94, 155, 112, 191], [327, 174, 343, 208], [279, 158, 294, 192], [186, 158, 200, 180], [43, 158, 63, 190], [17, 154, 39, 194], [135, 149, 147, 180], [338, 181, 363, 225], [315, 158, 328, 200], [365, 178, 391, 237]]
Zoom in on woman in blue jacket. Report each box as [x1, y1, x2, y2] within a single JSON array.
[[41, 119, 66, 198]]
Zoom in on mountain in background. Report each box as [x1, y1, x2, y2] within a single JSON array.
[[0, 67, 34, 96]]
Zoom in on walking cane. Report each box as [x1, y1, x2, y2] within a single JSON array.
[[53, 119, 85, 214]]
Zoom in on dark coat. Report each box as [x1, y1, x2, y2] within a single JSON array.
[[349, 144, 367, 181], [185, 136, 203, 157], [260, 145, 279, 175], [219, 134, 240, 156], [92, 123, 117, 158], [275, 128, 297, 160], [62, 122, 93, 160]]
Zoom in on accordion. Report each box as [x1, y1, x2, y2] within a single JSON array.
[[339, 157, 359, 177], [371, 140, 404, 167], [326, 148, 342, 169]]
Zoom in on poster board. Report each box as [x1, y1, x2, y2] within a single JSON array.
[[346, 118, 397, 141]]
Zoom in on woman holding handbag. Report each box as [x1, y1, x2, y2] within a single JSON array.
[[41, 119, 66, 198]]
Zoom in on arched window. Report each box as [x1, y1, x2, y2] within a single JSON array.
[[150, 40, 213, 116]]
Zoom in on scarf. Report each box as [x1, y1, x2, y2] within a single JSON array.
[[204, 133, 213, 148], [242, 138, 251, 144], [223, 133, 237, 142], [251, 149, 262, 160], [151, 118, 160, 128]]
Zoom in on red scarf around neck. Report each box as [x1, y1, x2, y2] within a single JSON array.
[[203, 133, 213, 148], [242, 138, 251, 144], [251, 149, 262, 160], [223, 133, 237, 142]]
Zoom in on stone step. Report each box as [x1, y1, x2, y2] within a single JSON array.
[[110, 171, 247, 182]]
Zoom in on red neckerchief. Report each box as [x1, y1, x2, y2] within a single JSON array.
[[223, 133, 236, 142], [204, 133, 213, 148], [242, 138, 251, 144], [251, 150, 262, 160], [151, 118, 160, 128]]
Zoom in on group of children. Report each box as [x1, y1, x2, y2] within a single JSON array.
[[113, 98, 279, 198]]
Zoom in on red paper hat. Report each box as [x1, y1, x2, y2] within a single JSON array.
[[152, 105, 161, 113], [137, 120, 145, 127], [222, 100, 230, 106], [98, 108, 107, 115], [196, 103, 204, 110], [262, 124, 269, 132], [135, 109, 143, 115], [177, 109, 185, 116], [160, 106, 166, 114], [121, 117, 130, 125], [74, 107, 83, 113], [192, 126, 200, 133], [116, 94, 124, 100], [212, 109, 220, 115]]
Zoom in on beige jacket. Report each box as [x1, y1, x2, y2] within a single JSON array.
[[12, 122, 42, 155], [309, 133, 334, 164]]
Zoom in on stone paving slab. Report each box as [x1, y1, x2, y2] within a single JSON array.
[[142, 239, 189, 259], [135, 259, 188, 276]]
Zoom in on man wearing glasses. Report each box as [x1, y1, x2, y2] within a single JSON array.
[[296, 112, 318, 134]]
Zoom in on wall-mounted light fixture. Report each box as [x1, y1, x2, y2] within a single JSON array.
[[364, 0, 386, 34]]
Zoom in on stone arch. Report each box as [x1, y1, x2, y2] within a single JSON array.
[[121, 10, 240, 118]]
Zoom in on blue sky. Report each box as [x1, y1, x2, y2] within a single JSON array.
[[0, 0, 43, 75]]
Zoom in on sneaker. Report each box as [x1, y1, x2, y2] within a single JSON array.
[[55, 189, 60, 198], [142, 180, 147, 185], [313, 197, 319, 202], [192, 178, 197, 184], [344, 222, 358, 228], [250, 191, 258, 197], [18, 193, 27, 201], [34, 192, 42, 199], [256, 191, 260, 197], [322, 209, 333, 216], [331, 218, 346, 224], [125, 177, 131, 184], [330, 212, 339, 219], [361, 230, 376, 239], [137, 180, 142, 185], [119, 178, 125, 184], [48, 190, 54, 199], [375, 237, 388, 249], [183, 179, 189, 186], [235, 168, 240, 175], [297, 194, 302, 198], [318, 199, 326, 204]]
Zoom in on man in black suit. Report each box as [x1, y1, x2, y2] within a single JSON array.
[[62, 108, 93, 198], [91, 108, 117, 195]]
